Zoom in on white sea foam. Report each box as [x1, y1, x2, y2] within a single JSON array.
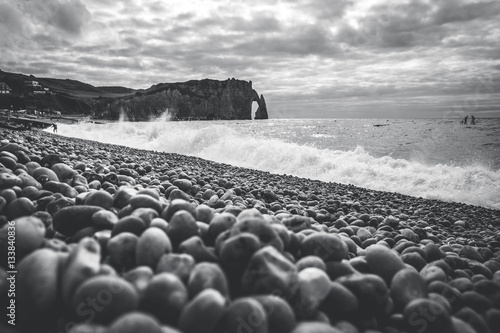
[[55, 120, 500, 209]]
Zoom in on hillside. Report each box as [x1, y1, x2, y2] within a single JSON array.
[[0, 70, 268, 120], [0, 70, 136, 115]]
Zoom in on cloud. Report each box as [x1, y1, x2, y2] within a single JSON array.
[[53, 0, 91, 34], [433, 0, 500, 25], [234, 23, 338, 56], [287, 0, 353, 20], [2, 0, 500, 118]]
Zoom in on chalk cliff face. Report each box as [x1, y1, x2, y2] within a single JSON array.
[[99, 78, 269, 121], [0, 70, 268, 120]]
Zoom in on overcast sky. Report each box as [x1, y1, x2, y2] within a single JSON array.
[[1, 0, 499, 118]]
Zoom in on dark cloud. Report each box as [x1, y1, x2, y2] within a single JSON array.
[[433, 0, 500, 25], [228, 14, 282, 33], [234, 24, 338, 56], [0, 3, 23, 35], [53, 0, 91, 34], [286, 0, 353, 20]]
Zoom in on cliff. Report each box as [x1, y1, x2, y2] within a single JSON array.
[[97, 78, 268, 121], [0, 70, 269, 121]]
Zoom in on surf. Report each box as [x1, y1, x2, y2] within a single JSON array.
[[56, 120, 500, 210]]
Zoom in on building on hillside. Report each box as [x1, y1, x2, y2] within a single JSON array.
[[0, 82, 12, 94], [25, 80, 46, 93]]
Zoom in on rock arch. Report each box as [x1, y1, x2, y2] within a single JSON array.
[[252, 89, 268, 119]]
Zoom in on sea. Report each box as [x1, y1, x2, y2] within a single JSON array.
[[54, 118, 500, 210]]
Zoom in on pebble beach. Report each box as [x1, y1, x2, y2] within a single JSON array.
[[1, 127, 500, 333]]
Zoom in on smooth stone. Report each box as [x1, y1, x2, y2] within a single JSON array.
[[131, 207, 159, 227], [420, 265, 447, 284], [319, 281, 359, 323], [403, 298, 453, 333], [230, 211, 283, 251], [454, 307, 491, 333], [51, 163, 77, 181], [72, 275, 136, 325], [206, 212, 237, 246], [460, 245, 484, 262], [107, 232, 139, 272], [113, 187, 138, 209], [53, 205, 103, 236], [136, 227, 172, 269], [296, 255, 327, 272], [290, 267, 331, 319], [92, 209, 119, 229], [450, 277, 474, 292], [178, 288, 227, 333], [253, 295, 296, 333], [401, 252, 427, 271], [222, 298, 268, 333], [195, 204, 215, 224], [456, 291, 492, 313], [242, 246, 299, 299], [337, 273, 392, 316], [161, 199, 197, 222], [0, 173, 22, 188], [84, 190, 114, 209], [187, 262, 230, 299], [290, 322, 342, 333], [139, 273, 188, 325], [365, 244, 406, 285], [107, 312, 162, 333], [300, 232, 348, 262], [178, 235, 217, 262], [6, 197, 36, 220], [156, 253, 196, 283], [17, 249, 62, 330], [0, 216, 45, 259], [61, 237, 101, 305], [166, 210, 199, 250], [122, 266, 154, 294], [391, 268, 428, 312], [111, 216, 146, 237], [33, 167, 59, 182], [130, 194, 163, 214], [43, 181, 78, 198]]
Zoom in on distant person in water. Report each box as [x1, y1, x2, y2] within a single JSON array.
[[471, 115, 475, 125], [52, 123, 57, 133]]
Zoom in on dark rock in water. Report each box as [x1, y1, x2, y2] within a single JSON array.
[[254, 93, 269, 120]]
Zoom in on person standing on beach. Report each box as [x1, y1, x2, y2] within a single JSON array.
[[52, 123, 58, 133], [471, 115, 475, 125], [464, 116, 468, 124]]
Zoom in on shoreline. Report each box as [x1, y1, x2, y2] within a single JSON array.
[[53, 127, 500, 213]]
